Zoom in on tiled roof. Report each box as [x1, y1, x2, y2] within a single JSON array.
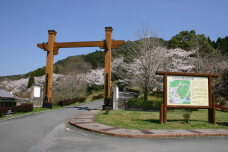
[[0, 89, 14, 98]]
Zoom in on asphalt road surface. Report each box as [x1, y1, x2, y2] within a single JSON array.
[[0, 99, 227, 152], [46, 125, 228, 152], [0, 99, 102, 152]]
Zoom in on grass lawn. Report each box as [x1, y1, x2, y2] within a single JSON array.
[[95, 109, 228, 129]]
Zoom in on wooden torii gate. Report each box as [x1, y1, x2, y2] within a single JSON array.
[[37, 27, 125, 108]]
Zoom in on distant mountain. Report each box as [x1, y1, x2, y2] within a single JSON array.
[[0, 50, 106, 80]]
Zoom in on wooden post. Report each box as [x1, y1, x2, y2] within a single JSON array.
[[163, 74, 167, 123], [43, 30, 56, 108], [160, 103, 164, 124], [211, 93, 216, 124], [208, 76, 212, 123], [103, 27, 112, 108]]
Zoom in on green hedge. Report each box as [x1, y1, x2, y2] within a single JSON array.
[[0, 103, 33, 116], [57, 97, 86, 106], [15, 103, 33, 112], [126, 98, 162, 110]]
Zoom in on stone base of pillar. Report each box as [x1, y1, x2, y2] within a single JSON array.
[[42, 102, 53, 109]]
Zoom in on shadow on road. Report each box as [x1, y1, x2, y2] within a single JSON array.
[[65, 106, 101, 111]]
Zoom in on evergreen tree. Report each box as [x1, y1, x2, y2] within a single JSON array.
[[83, 50, 104, 68], [216, 37, 222, 49], [27, 74, 35, 88], [216, 36, 228, 54], [207, 36, 217, 49], [54, 66, 60, 73], [168, 30, 214, 53]]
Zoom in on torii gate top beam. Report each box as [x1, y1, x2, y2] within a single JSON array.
[[37, 39, 125, 51]]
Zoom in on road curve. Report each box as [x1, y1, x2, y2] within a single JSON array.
[[0, 99, 102, 152]]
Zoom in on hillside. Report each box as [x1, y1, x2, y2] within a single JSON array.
[[1, 30, 227, 80], [0, 51, 104, 81]]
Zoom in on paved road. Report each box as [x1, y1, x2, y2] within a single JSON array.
[[0, 99, 102, 152], [0, 99, 227, 152], [46, 125, 228, 152]]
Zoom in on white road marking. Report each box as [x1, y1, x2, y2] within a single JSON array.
[[28, 123, 66, 152]]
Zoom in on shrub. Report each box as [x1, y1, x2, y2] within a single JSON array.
[[0, 107, 9, 117], [126, 98, 144, 108], [92, 93, 103, 100], [57, 97, 87, 106], [58, 98, 75, 106], [87, 84, 103, 93], [15, 103, 33, 112], [217, 96, 226, 105], [0, 103, 33, 116], [75, 97, 86, 102], [183, 112, 191, 124], [126, 98, 161, 111]]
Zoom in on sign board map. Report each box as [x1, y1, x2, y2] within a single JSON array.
[[167, 76, 209, 106]]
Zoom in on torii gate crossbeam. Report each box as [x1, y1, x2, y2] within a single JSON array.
[[37, 27, 125, 109]]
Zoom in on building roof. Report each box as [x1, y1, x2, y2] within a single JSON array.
[[0, 89, 14, 98]]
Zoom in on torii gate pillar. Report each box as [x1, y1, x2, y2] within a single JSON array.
[[43, 30, 56, 108], [104, 27, 112, 108]]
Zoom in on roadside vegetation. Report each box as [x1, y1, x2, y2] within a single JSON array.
[[95, 109, 228, 129], [0, 91, 103, 120], [126, 93, 163, 110]]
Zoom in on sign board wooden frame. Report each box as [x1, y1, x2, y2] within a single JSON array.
[[156, 71, 218, 124]]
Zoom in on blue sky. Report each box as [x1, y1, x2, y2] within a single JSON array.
[[0, 0, 227, 76]]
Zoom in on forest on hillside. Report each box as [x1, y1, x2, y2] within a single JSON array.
[[1, 29, 227, 80], [0, 29, 227, 103]]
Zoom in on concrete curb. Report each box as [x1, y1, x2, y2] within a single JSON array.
[[69, 110, 228, 138]]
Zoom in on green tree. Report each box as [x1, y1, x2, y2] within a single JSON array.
[[168, 30, 214, 53], [216, 36, 228, 55], [207, 36, 216, 48], [27, 74, 35, 88], [83, 50, 104, 68]]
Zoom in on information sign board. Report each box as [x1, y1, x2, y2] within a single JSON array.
[[167, 76, 209, 106]]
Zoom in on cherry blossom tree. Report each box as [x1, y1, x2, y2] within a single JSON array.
[[113, 27, 168, 100]]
